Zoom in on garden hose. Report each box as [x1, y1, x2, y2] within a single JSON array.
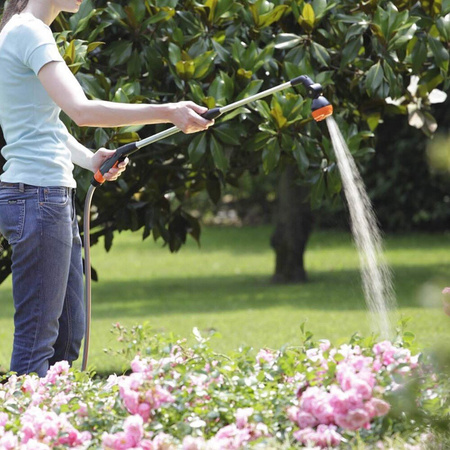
[[81, 76, 333, 371]]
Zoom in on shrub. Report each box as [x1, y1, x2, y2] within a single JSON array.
[[0, 324, 448, 449]]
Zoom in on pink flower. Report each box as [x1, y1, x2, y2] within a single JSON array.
[[319, 339, 331, 353], [52, 392, 73, 407], [19, 407, 91, 447], [20, 421, 36, 443], [123, 414, 144, 447], [20, 438, 49, 450], [102, 431, 132, 450], [42, 360, 70, 384], [311, 398, 334, 425], [145, 385, 175, 410], [373, 341, 397, 365], [215, 424, 236, 440], [293, 427, 316, 446], [182, 436, 206, 450], [296, 411, 319, 429], [58, 429, 91, 447], [140, 439, 155, 450], [105, 374, 120, 389], [299, 386, 322, 414], [368, 398, 391, 417], [138, 403, 152, 422], [0, 412, 8, 427], [335, 408, 370, 430], [218, 426, 251, 449], [77, 401, 88, 417], [235, 408, 253, 429], [255, 348, 276, 364], [0, 431, 18, 450], [314, 424, 342, 447], [152, 432, 175, 449], [287, 406, 300, 423], [41, 420, 59, 438], [22, 376, 40, 394], [350, 378, 373, 400], [294, 425, 342, 448], [306, 348, 322, 362], [300, 387, 334, 424], [131, 356, 152, 374], [373, 359, 382, 372], [121, 387, 140, 415]]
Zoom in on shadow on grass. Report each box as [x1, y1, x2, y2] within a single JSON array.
[[110, 228, 359, 256], [12, 263, 438, 320], [109, 229, 450, 256]]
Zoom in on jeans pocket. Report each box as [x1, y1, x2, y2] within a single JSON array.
[[42, 188, 70, 206], [0, 199, 26, 244]]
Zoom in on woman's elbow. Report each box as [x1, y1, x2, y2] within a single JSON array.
[[70, 109, 91, 127], [66, 102, 95, 127]]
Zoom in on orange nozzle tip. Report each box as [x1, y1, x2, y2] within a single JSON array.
[[312, 105, 333, 122], [94, 171, 105, 185]]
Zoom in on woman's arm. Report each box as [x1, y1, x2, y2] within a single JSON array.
[[66, 134, 128, 180], [38, 61, 213, 132]]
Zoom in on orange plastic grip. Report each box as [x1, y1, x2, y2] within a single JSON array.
[[94, 160, 119, 185], [91, 142, 138, 187]]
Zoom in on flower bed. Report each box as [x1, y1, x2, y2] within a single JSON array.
[[0, 323, 448, 449]]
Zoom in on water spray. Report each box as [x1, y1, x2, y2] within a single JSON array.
[[81, 76, 333, 371]]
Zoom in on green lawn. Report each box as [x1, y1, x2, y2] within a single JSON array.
[[1, 227, 449, 374]]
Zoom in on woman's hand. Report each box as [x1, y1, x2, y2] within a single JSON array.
[[91, 148, 129, 182], [169, 101, 214, 133]]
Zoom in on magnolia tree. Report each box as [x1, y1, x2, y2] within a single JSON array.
[[0, 0, 448, 283]]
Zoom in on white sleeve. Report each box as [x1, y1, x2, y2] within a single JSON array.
[[18, 21, 64, 75]]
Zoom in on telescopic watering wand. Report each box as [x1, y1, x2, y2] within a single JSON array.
[[81, 75, 333, 371]]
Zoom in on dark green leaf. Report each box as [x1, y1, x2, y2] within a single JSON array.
[[213, 124, 242, 145], [428, 36, 450, 71], [188, 133, 207, 166], [365, 61, 384, 95], [262, 137, 281, 173], [210, 134, 229, 172], [310, 42, 330, 67]]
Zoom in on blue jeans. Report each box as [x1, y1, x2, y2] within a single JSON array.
[[0, 182, 85, 377]]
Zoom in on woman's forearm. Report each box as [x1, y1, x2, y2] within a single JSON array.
[[66, 134, 95, 171], [74, 101, 175, 128], [38, 62, 213, 132], [66, 134, 129, 181]]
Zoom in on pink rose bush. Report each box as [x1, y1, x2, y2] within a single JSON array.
[[286, 339, 423, 447], [0, 324, 447, 449]]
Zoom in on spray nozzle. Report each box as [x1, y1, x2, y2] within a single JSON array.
[[311, 96, 333, 122], [291, 75, 333, 121]]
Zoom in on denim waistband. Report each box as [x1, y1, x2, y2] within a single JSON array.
[[0, 182, 73, 193]]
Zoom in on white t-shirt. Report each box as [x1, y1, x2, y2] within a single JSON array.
[[0, 13, 76, 188]]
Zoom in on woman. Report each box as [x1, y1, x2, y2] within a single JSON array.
[[0, 0, 213, 377]]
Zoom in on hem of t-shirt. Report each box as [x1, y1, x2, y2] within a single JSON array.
[[0, 175, 77, 189]]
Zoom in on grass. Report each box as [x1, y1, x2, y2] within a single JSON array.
[[0, 226, 449, 374]]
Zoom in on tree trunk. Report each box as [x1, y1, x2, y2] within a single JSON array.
[[270, 165, 313, 283]]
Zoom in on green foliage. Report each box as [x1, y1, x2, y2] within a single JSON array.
[[0, 0, 448, 282], [363, 107, 450, 232]]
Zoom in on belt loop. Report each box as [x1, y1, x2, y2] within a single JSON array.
[[71, 188, 76, 221], [19, 183, 25, 193]]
